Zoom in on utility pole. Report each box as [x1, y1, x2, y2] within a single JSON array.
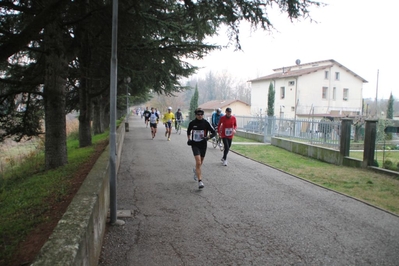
[[109, 0, 124, 226]]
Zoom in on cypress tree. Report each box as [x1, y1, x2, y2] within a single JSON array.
[[267, 82, 275, 117], [189, 86, 199, 121], [387, 92, 394, 119]]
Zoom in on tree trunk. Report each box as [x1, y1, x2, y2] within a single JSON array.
[[93, 96, 105, 134], [78, 76, 92, 147], [103, 100, 110, 130], [77, 1, 92, 147], [43, 20, 68, 170]]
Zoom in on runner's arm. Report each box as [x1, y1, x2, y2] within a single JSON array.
[[187, 123, 192, 140], [208, 122, 217, 139]]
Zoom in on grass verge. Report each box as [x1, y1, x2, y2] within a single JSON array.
[[0, 130, 110, 265], [231, 139, 399, 216]]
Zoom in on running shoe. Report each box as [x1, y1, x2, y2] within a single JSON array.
[[198, 180, 204, 189], [221, 158, 225, 164], [223, 160, 228, 166], [192, 168, 197, 181], [168, 138, 170, 141]]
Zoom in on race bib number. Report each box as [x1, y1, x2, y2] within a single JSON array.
[[150, 114, 157, 123], [225, 128, 233, 136], [193, 130, 205, 142]]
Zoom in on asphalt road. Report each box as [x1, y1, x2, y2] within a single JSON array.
[[99, 115, 399, 266]]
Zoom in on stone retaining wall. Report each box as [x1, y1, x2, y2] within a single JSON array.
[[31, 122, 126, 266]]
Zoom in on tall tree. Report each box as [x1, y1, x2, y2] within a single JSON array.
[[217, 70, 235, 100], [42, 17, 69, 169], [387, 92, 394, 119], [233, 81, 251, 104], [189, 86, 199, 121], [267, 82, 275, 116]]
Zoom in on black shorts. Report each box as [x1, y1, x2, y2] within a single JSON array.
[[191, 144, 207, 157], [150, 123, 157, 128], [165, 122, 172, 128], [145, 117, 150, 121]]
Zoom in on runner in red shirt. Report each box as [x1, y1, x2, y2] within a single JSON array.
[[217, 107, 237, 166]]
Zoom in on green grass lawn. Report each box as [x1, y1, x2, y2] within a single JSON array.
[[0, 131, 109, 264], [233, 135, 261, 143], [232, 141, 399, 216], [349, 150, 399, 170]]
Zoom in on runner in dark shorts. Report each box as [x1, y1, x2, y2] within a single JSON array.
[[149, 107, 159, 139], [143, 107, 151, 128], [187, 108, 216, 189]]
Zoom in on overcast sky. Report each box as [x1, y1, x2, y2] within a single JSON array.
[[189, 0, 398, 100]]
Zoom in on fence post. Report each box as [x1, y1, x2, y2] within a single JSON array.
[[339, 118, 352, 157], [362, 119, 378, 167]]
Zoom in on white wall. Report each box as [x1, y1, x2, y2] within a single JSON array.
[[250, 81, 269, 115]]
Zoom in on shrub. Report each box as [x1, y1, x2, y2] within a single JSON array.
[[383, 159, 396, 171]]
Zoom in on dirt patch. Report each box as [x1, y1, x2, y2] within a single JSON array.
[[8, 139, 109, 266]]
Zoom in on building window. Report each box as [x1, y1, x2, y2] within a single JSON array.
[[333, 87, 336, 101], [335, 72, 340, 80], [280, 87, 285, 99], [325, 71, 328, 79], [291, 106, 295, 112], [343, 88, 349, 100], [288, 81, 295, 86], [322, 87, 328, 99]]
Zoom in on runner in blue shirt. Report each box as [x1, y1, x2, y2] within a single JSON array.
[[211, 108, 224, 129]]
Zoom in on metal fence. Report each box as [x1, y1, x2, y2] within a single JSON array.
[[235, 115, 399, 172], [236, 115, 342, 150]]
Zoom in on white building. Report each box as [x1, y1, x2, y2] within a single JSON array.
[[249, 59, 367, 119]]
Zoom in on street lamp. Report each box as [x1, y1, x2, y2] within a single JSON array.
[[124, 77, 131, 118]]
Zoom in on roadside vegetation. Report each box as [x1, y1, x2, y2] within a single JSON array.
[[350, 150, 399, 171], [0, 119, 113, 265], [232, 136, 399, 216]]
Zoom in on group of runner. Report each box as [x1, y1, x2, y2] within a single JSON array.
[[142, 105, 237, 189], [142, 106, 183, 141]]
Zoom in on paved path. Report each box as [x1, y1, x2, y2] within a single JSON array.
[[99, 115, 399, 266]]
